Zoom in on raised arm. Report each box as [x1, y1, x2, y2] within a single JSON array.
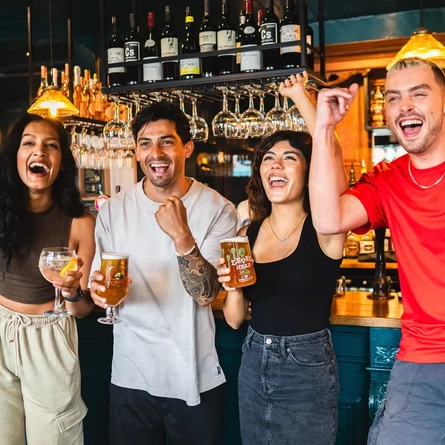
[[311, 85, 369, 235]]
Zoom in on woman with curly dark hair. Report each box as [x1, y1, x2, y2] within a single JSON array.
[[217, 74, 347, 445], [0, 113, 95, 444]]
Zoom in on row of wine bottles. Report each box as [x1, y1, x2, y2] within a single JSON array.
[[37, 64, 114, 121], [107, 0, 314, 86]]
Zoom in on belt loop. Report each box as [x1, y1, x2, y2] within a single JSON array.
[[246, 326, 254, 349], [280, 337, 286, 358]]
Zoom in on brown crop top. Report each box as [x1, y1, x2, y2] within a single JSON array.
[[0, 206, 73, 304]]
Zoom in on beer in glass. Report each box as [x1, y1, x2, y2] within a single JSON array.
[[220, 236, 256, 288], [97, 252, 129, 325]]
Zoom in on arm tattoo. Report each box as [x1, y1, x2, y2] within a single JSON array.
[[177, 246, 221, 305]]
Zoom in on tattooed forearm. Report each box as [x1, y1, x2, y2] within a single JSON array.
[[177, 246, 221, 306]]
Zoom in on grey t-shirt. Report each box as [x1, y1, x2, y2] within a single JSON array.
[[92, 179, 237, 406]]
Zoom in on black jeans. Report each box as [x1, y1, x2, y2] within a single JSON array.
[[109, 383, 224, 445]]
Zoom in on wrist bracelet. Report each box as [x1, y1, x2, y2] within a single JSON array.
[[64, 287, 84, 303], [175, 243, 197, 257]]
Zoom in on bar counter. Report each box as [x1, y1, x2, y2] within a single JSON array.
[[211, 290, 403, 328]]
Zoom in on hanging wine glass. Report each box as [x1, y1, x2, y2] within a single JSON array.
[[258, 92, 274, 137], [266, 85, 293, 133], [191, 97, 209, 143], [175, 91, 197, 139], [240, 89, 267, 138], [212, 88, 239, 139], [103, 99, 128, 149], [287, 102, 308, 132]]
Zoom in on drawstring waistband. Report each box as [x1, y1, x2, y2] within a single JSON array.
[[6, 313, 32, 375]]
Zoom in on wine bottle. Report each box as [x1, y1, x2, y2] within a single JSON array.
[[236, 10, 246, 73], [199, 0, 217, 77], [304, 1, 314, 70], [161, 6, 179, 81], [37, 65, 48, 98], [51, 68, 59, 88], [217, 0, 236, 75], [143, 12, 162, 83], [61, 63, 69, 97], [280, 0, 301, 69], [107, 16, 127, 87], [73, 66, 82, 111], [240, 0, 261, 73], [180, 7, 200, 80], [125, 13, 141, 85], [260, 0, 280, 70]]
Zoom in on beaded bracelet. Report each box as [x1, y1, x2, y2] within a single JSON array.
[[175, 243, 197, 257]]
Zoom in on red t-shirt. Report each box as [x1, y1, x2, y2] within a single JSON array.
[[345, 154, 445, 363]]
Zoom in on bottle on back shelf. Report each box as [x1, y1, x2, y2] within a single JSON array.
[[345, 232, 359, 260], [73, 66, 82, 111], [217, 0, 236, 75], [280, 0, 301, 69], [125, 13, 141, 85], [51, 68, 58, 88], [161, 6, 179, 81], [303, 1, 314, 70], [107, 16, 126, 87], [235, 10, 246, 73], [61, 63, 69, 97], [199, 0, 217, 77], [348, 163, 356, 188], [37, 65, 48, 98], [143, 12, 162, 83], [260, 0, 280, 70], [240, 0, 261, 73], [80, 69, 91, 118], [180, 7, 200, 80], [358, 230, 376, 262]]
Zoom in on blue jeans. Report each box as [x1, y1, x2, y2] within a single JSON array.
[[238, 326, 339, 445], [367, 360, 445, 445]]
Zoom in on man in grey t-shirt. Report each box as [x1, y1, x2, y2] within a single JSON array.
[[90, 102, 237, 445]]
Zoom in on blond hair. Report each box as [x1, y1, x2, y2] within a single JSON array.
[[387, 57, 445, 90]]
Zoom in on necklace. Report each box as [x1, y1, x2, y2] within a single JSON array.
[[269, 213, 307, 243], [408, 158, 445, 190]]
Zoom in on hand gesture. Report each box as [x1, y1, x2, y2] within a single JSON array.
[[316, 83, 359, 129], [155, 196, 194, 246], [52, 256, 84, 300], [279, 72, 308, 99], [216, 258, 237, 292]]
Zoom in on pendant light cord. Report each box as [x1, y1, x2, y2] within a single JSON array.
[[419, 0, 424, 28], [49, 0, 53, 74]]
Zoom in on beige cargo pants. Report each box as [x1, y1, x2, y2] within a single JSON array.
[[0, 304, 87, 445]]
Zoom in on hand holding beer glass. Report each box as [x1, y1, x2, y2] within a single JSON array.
[[96, 252, 129, 325], [219, 236, 257, 288]]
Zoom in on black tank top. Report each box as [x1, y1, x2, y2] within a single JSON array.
[[242, 215, 342, 336], [0, 205, 73, 304]]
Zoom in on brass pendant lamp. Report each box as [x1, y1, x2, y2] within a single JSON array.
[[28, 0, 79, 118], [387, 1, 445, 70]]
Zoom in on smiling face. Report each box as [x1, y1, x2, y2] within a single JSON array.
[[385, 66, 445, 155], [135, 118, 194, 193], [16, 121, 63, 193], [259, 140, 307, 205]]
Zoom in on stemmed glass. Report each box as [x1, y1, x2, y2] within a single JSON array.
[[266, 86, 293, 133], [240, 89, 267, 138], [258, 92, 273, 137], [287, 102, 308, 132], [103, 99, 128, 149], [176, 92, 197, 139], [212, 88, 239, 139], [39, 247, 78, 318], [191, 97, 209, 142]]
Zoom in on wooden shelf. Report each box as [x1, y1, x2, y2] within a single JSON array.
[[341, 258, 398, 270]]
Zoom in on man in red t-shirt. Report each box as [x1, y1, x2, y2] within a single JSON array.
[[310, 57, 445, 445]]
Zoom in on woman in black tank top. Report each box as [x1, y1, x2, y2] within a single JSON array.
[[0, 114, 96, 444], [217, 74, 348, 445]]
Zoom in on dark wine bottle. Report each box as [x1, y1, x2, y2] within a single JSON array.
[[240, 0, 261, 73], [161, 6, 179, 81], [180, 7, 201, 80], [235, 10, 246, 73], [217, 0, 236, 75], [304, 1, 314, 70], [107, 16, 126, 87], [143, 12, 162, 83], [260, 0, 280, 70], [125, 13, 141, 85], [280, 0, 301, 69], [199, 0, 217, 77]]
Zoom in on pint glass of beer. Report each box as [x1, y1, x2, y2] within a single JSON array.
[[97, 252, 129, 325], [220, 236, 256, 288]]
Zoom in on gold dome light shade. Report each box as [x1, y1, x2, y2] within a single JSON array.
[[27, 86, 79, 119], [387, 27, 445, 70]]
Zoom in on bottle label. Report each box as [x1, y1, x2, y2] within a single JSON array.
[[359, 240, 375, 255], [145, 39, 156, 48], [180, 58, 200, 76], [124, 41, 140, 61], [240, 45, 261, 72], [243, 26, 255, 35], [260, 23, 277, 45], [199, 31, 217, 52], [280, 24, 301, 54], [161, 38, 179, 58], [236, 42, 241, 65], [143, 58, 163, 82], [107, 48, 125, 73], [217, 30, 236, 53]]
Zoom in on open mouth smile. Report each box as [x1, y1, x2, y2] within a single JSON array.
[[28, 162, 50, 176], [149, 162, 170, 174], [399, 118, 423, 138]]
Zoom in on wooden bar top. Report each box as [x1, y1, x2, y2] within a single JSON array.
[[212, 291, 403, 329]]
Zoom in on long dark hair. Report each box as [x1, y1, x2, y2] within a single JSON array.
[[247, 130, 312, 222], [0, 113, 85, 268]]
